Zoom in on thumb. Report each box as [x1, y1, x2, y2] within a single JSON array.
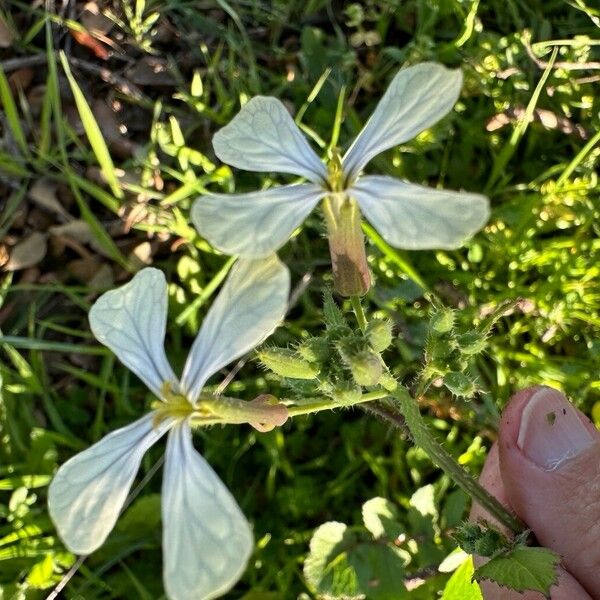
[[498, 386, 600, 596]]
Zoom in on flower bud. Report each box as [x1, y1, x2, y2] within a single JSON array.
[[455, 331, 488, 356], [430, 308, 455, 334], [366, 318, 393, 352], [257, 348, 319, 380], [297, 338, 330, 364], [323, 195, 371, 297], [443, 372, 477, 397], [380, 371, 398, 392], [347, 351, 382, 387], [331, 383, 362, 405]]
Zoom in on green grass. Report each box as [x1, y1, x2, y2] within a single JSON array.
[[0, 0, 598, 597]]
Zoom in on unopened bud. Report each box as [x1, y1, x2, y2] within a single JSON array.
[[430, 308, 455, 334], [380, 371, 398, 392], [347, 351, 382, 387], [257, 348, 319, 380], [444, 372, 477, 397], [366, 318, 393, 352], [331, 383, 362, 405], [297, 338, 330, 364], [323, 196, 371, 297], [455, 331, 487, 356]]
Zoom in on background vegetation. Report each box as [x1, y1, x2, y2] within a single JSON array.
[[0, 0, 598, 597]]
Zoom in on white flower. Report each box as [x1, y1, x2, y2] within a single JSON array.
[[191, 62, 490, 260], [48, 256, 290, 600]]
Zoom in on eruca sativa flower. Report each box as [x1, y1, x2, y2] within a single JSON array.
[[48, 256, 289, 600], [192, 62, 490, 296]]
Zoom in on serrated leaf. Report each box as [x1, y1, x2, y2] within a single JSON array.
[[441, 556, 482, 600], [304, 522, 363, 600], [304, 521, 409, 600], [349, 544, 408, 600], [474, 546, 560, 598], [361, 497, 404, 541]]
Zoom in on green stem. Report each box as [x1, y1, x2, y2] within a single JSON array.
[[350, 295, 368, 332], [386, 388, 526, 534], [286, 388, 389, 417]]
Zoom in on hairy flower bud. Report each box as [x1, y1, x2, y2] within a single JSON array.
[[297, 338, 330, 364], [455, 331, 488, 356], [347, 351, 383, 387], [443, 372, 477, 397], [257, 348, 319, 380], [331, 383, 362, 405], [430, 308, 455, 334], [366, 318, 393, 352]]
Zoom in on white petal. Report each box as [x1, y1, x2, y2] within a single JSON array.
[[351, 175, 490, 249], [48, 413, 170, 555], [213, 96, 327, 184], [342, 63, 463, 182], [162, 423, 253, 600], [89, 268, 176, 398], [181, 255, 289, 402], [192, 184, 324, 258]]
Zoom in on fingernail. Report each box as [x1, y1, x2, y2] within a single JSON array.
[[517, 387, 595, 471]]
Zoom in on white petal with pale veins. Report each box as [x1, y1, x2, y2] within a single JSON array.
[[48, 413, 171, 555], [192, 184, 324, 258], [181, 255, 289, 402], [89, 268, 176, 398], [213, 96, 327, 183], [342, 63, 463, 182], [162, 423, 253, 600], [351, 175, 490, 249]]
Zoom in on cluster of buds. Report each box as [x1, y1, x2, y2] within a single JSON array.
[[453, 521, 510, 558], [422, 303, 487, 399], [257, 293, 397, 405]]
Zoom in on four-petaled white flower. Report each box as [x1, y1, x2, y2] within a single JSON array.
[[48, 256, 290, 600], [191, 62, 490, 264]]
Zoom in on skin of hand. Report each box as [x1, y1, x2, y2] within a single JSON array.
[[470, 386, 600, 599]]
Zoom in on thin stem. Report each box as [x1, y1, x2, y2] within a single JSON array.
[[386, 388, 526, 534], [350, 295, 368, 332], [286, 389, 389, 417]]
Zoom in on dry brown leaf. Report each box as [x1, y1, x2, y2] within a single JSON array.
[[88, 263, 114, 289], [4, 232, 47, 271], [128, 58, 176, 86], [81, 2, 114, 35], [49, 220, 93, 244], [29, 178, 72, 221], [92, 100, 135, 158], [0, 15, 14, 48], [9, 68, 34, 93], [69, 27, 110, 60]]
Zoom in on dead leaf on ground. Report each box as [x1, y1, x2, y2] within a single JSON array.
[[127, 57, 176, 86], [92, 100, 136, 158], [9, 68, 34, 93], [29, 178, 73, 221], [81, 2, 114, 35], [4, 232, 47, 271], [0, 15, 14, 48], [49, 220, 93, 245], [69, 27, 111, 60]]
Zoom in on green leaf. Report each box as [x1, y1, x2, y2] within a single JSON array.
[[442, 556, 483, 600], [304, 521, 408, 600], [304, 522, 363, 599], [59, 52, 123, 199], [474, 546, 560, 598], [361, 497, 404, 541]]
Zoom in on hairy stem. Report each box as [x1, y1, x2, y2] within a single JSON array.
[[386, 387, 526, 534]]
